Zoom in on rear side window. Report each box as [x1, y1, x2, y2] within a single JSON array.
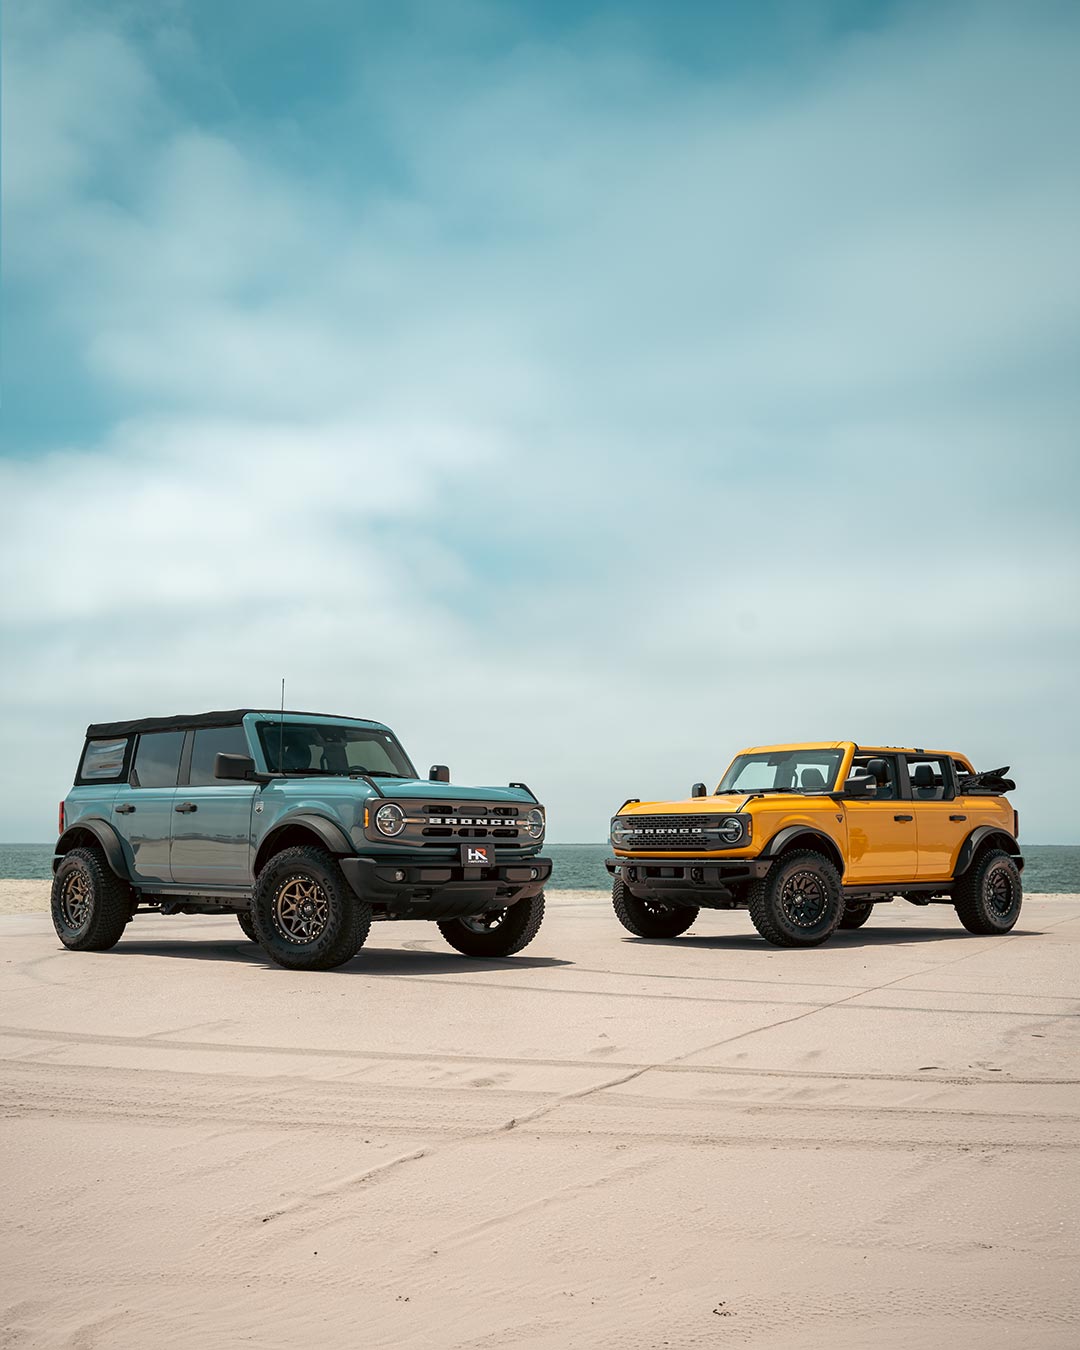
[[189, 726, 250, 786], [131, 731, 185, 789], [906, 755, 951, 801], [79, 738, 130, 782]]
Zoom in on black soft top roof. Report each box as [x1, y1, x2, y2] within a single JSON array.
[[85, 710, 382, 738]]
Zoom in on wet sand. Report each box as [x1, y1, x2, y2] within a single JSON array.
[[2, 887, 1078, 1348]]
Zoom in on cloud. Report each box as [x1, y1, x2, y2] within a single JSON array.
[[2, 0, 1078, 842]]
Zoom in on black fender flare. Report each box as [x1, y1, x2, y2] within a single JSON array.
[[254, 813, 354, 875], [760, 826, 846, 877], [955, 826, 1024, 875], [54, 818, 129, 879]]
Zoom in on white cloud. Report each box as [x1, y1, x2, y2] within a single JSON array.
[[1, 0, 1078, 842]]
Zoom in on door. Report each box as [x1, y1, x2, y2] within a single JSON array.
[[170, 725, 257, 887], [906, 755, 969, 881], [112, 730, 185, 883], [842, 754, 917, 883]]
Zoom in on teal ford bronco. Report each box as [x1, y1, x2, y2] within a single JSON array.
[[52, 709, 550, 970]]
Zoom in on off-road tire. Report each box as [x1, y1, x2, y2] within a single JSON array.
[[252, 846, 371, 970], [839, 900, 874, 930], [953, 848, 1023, 935], [236, 910, 257, 942], [50, 847, 131, 952], [612, 878, 698, 938], [747, 850, 843, 948], [438, 892, 546, 957]]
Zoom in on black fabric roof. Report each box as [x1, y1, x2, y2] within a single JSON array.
[[85, 710, 376, 738]]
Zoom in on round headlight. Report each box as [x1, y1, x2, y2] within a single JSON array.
[[375, 803, 406, 837], [524, 808, 545, 839], [717, 816, 744, 843]]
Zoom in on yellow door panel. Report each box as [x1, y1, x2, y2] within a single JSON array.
[[914, 802, 970, 880], [842, 801, 918, 883]]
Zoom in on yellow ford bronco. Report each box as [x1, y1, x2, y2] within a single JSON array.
[[607, 743, 1022, 948]]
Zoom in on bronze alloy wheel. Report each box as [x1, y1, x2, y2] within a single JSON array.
[[60, 870, 93, 930], [986, 864, 1019, 918], [273, 874, 331, 944], [780, 869, 829, 929], [460, 910, 507, 933]]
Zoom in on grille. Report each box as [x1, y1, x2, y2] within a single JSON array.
[[405, 801, 530, 848], [616, 814, 720, 850]]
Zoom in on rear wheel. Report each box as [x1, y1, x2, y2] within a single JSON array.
[[236, 910, 257, 942], [438, 892, 545, 957], [839, 900, 873, 930], [612, 878, 698, 938], [747, 850, 843, 947], [50, 848, 131, 952], [252, 846, 370, 970], [953, 848, 1022, 934]]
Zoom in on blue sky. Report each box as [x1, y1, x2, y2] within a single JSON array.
[[2, 0, 1079, 842]]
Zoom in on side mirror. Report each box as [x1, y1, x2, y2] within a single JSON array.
[[843, 769, 876, 798], [429, 764, 450, 783], [215, 752, 256, 781], [691, 782, 707, 798]]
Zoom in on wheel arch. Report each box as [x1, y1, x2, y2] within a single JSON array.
[[955, 826, 1024, 876], [254, 814, 353, 875], [54, 819, 128, 879], [761, 826, 845, 877]]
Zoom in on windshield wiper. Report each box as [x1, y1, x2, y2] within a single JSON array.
[[366, 771, 410, 778]]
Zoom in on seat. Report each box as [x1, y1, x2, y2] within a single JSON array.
[[865, 757, 895, 800], [800, 767, 826, 790], [911, 763, 941, 799], [320, 743, 349, 773], [280, 733, 313, 773]]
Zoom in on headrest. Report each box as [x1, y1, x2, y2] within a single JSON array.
[[865, 758, 889, 784], [912, 763, 935, 787], [801, 767, 826, 789]]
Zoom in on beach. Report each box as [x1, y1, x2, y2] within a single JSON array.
[[2, 885, 1078, 1348]]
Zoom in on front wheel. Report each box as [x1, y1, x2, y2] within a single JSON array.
[[252, 846, 371, 970], [953, 848, 1022, 934], [612, 878, 698, 938], [438, 892, 545, 957], [50, 848, 132, 951], [747, 850, 843, 947]]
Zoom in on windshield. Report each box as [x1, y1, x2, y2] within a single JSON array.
[[256, 721, 417, 777], [717, 749, 844, 794]]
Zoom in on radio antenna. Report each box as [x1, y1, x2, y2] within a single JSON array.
[[277, 678, 285, 772]]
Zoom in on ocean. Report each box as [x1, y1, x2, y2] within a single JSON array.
[[4, 841, 1079, 893]]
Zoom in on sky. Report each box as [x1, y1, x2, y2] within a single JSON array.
[[2, 0, 1079, 843]]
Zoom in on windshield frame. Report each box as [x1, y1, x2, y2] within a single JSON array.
[[716, 749, 845, 795], [254, 719, 418, 779]]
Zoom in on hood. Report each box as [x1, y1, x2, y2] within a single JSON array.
[[617, 793, 751, 816], [370, 779, 539, 806]]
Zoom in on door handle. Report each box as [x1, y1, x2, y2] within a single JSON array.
[[894, 814, 913, 822], [174, 802, 198, 814], [950, 814, 967, 822], [114, 803, 135, 814]]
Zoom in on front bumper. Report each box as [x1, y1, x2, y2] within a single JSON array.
[[340, 854, 552, 919], [606, 855, 771, 907]]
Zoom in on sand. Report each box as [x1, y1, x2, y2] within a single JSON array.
[[2, 886, 1078, 1349]]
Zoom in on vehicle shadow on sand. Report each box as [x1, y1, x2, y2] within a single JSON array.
[[637, 925, 1040, 951], [109, 935, 573, 975]]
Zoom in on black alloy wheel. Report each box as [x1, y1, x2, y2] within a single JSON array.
[[611, 878, 699, 938], [747, 850, 843, 948], [953, 848, 1023, 935]]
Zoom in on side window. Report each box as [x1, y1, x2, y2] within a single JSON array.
[[189, 726, 251, 786], [79, 738, 130, 782], [131, 731, 185, 789], [906, 755, 951, 801], [852, 754, 900, 800]]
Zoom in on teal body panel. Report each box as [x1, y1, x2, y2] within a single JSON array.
[[59, 713, 543, 890]]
